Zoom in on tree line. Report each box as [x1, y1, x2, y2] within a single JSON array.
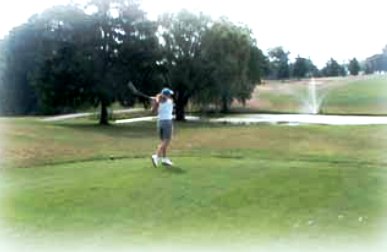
[[265, 46, 363, 80], [0, 0, 264, 124], [0, 0, 381, 124]]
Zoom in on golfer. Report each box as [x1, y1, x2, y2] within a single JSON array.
[[151, 87, 174, 167]]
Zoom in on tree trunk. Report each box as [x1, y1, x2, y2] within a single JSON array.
[[221, 96, 229, 113], [99, 101, 109, 125], [175, 104, 186, 121], [175, 93, 188, 121]]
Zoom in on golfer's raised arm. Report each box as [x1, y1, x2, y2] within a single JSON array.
[[150, 96, 159, 113]]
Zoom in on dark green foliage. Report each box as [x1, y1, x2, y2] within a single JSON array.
[[292, 56, 308, 79], [29, 1, 160, 124], [292, 56, 320, 79], [158, 11, 213, 120], [267, 47, 290, 80], [1, 21, 43, 115], [321, 58, 346, 77], [1, 3, 267, 123], [198, 19, 262, 112], [0, 39, 6, 113], [348, 58, 361, 76]]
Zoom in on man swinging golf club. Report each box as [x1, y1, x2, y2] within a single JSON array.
[[151, 87, 174, 167]]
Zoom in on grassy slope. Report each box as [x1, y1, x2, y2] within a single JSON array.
[[1, 118, 387, 246], [239, 77, 387, 115], [322, 78, 387, 114]]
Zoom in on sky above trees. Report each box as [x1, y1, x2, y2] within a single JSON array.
[[0, 0, 386, 67]]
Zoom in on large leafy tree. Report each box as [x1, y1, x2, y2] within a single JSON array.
[[2, 5, 97, 115], [1, 19, 46, 115], [292, 56, 319, 79], [158, 10, 212, 121], [199, 19, 263, 112], [31, 0, 160, 124], [27, 5, 96, 114], [72, 0, 160, 124]]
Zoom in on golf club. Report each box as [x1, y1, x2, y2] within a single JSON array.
[[128, 81, 154, 100]]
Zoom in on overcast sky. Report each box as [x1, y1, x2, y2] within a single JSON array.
[[1, 0, 386, 67]]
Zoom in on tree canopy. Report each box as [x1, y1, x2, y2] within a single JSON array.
[[30, 1, 162, 124], [267, 47, 290, 80], [198, 19, 263, 112], [321, 58, 346, 77], [348, 58, 361, 76], [291, 56, 319, 79], [157, 10, 213, 121]]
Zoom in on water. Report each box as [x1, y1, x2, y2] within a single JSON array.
[[210, 114, 387, 126], [308, 78, 318, 114], [302, 78, 325, 115], [303, 78, 323, 114], [115, 114, 387, 126]]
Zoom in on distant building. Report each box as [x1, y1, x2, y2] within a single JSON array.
[[365, 48, 387, 73]]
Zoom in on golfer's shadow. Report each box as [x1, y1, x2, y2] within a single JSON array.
[[162, 165, 186, 174]]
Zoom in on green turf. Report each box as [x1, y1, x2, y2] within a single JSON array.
[[322, 78, 387, 114], [2, 156, 385, 244], [241, 77, 387, 115], [1, 118, 387, 246]]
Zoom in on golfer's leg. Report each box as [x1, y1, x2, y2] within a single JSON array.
[[162, 140, 170, 157], [156, 123, 164, 157], [163, 120, 172, 158], [157, 143, 163, 157]]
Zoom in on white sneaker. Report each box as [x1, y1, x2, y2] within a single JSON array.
[[151, 154, 159, 168], [162, 157, 173, 166]]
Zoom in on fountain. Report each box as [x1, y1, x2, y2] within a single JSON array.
[[303, 77, 323, 114]]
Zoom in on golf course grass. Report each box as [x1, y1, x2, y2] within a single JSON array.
[[322, 78, 387, 114], [1, 117, 387, 248], [241, 76, 387, 115]]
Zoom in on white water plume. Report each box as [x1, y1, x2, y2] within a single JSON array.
[[303, 77, 324, 114]]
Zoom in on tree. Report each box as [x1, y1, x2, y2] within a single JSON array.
[[1, 5, 95, 116], [0, 14, 56, 115], [321, 58, 345, 77], [305, 58, 320, 77], [348, 57, 361, 76], [78, 0, 154, 125], [259, 53, 271, 78], [364, 61, 373, 74], [292, 56, 309, 79], [30, 1, 160, 124], [0, 39, 5, 114], [158, 10, 212, 121], [199, 19, 262, 112], [268, 47, 290, 80], [24, 6, 96, 115]]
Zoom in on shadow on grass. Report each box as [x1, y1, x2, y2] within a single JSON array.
[[161, 165, 186, 174], [53, 121, 156, 139]]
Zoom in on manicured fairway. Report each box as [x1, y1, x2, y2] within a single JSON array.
[[1, 118, 387, 247]]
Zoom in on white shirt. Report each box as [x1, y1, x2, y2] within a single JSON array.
[[158, 99, 173, 120]]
